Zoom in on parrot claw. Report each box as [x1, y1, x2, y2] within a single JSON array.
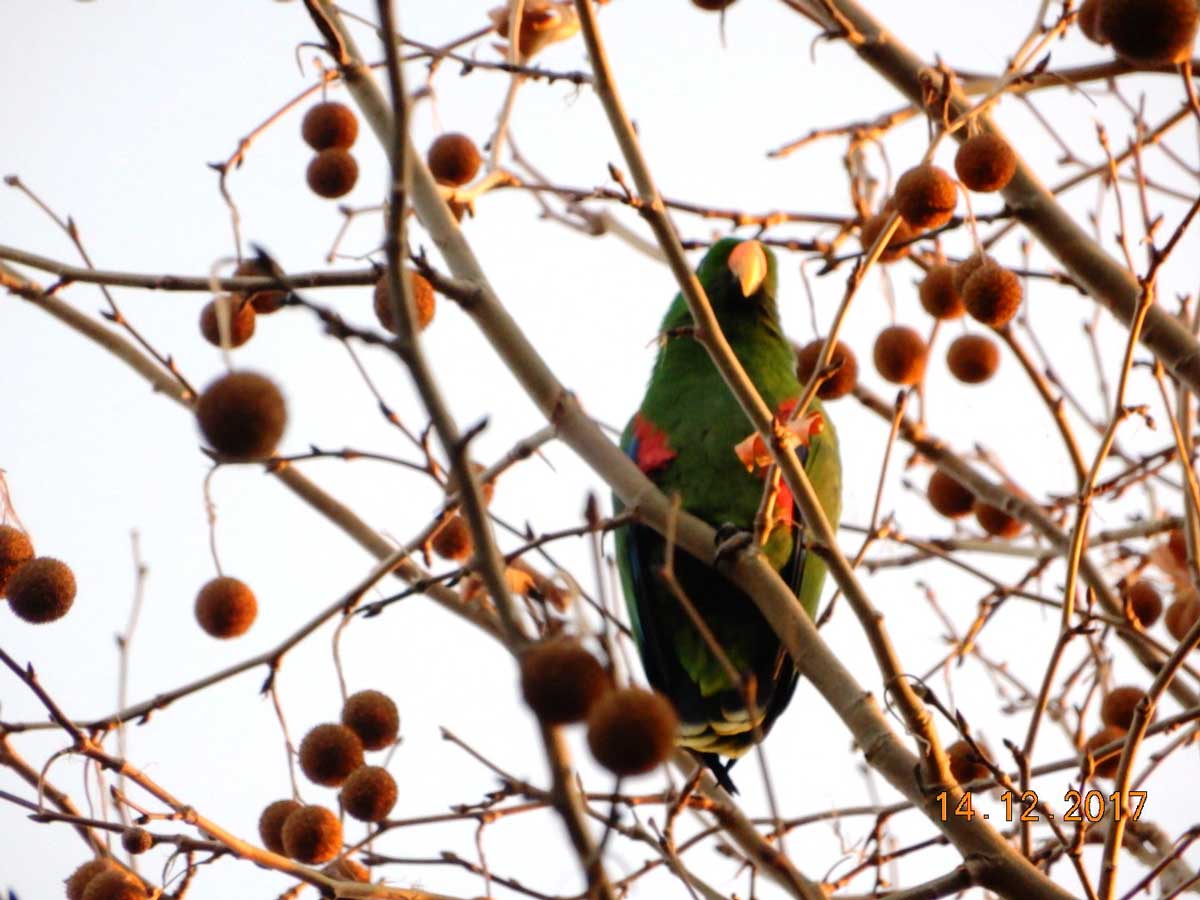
[[713, 524, 754, 566]]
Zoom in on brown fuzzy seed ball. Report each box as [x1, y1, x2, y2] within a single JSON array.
[[954, 134, 1018, 193], [8, 557, 76, 624], [196, 371, 287, 460], [1168, 527, 1188, 565], [307, 148, 359, 199], [1101, 686, 1152, 731], [952, 252, 993, 295], [302, 101, 359, 151], [1079, 0, 1108, 43], [927, 470, 975, 519], [432, 514, 473, 562], [918, 266, 965, 320], [1165, 596, 1200, 641], [299, 724, 364, 787], [234, 259, 287, 314], [795, 339, 858, 400], [258, 799, 303, 855], [340, 765, 398, 822], [373, 270, 436, 333], [281, 805, 343, 864], [860, 211, 915, 262], [963, 262, 1022, 328], [0, 524, 34, 598], [946, 334, 1000, 384], [692, 0, 736, 8], [1125, 581, 1163, 627], [342, 690, 400, 751], [1099, 0, 1198, 64], [194, 576, 257, 639], [520, 637, 612, 725], [974, 499, 1026, 539], [324, 858, 371, 882], [199, 296, 256, 348], [427, 133, 482, 187], [81, 870, 146, 900], [872, 325, 927, 386], [586, 688, 678, 777], [1084, 725, 1128, 779], [120, 827, 152, 855], [893, 165, 958, 230], [946, 739, 992, 784], [66, 859, 121, 900]]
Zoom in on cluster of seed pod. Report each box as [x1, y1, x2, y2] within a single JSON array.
[[1079, 0, 1197, 65], [520, 636, 679, 778], [257, 689, 400, 872], [1, 525, 76, 625]]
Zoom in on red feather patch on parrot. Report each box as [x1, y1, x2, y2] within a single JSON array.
[[632, 413, 677, 475], [731, 399, 825, 530]]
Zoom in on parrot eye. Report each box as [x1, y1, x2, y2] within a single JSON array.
[[727, 241, 768, 297]]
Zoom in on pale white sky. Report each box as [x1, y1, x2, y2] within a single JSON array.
[[2, 2, 1198, 898]]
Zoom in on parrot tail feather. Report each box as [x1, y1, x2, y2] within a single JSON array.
[[697, 751, 739, 795]]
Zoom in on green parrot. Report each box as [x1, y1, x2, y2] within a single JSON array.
[[615, 237, 842, 792]]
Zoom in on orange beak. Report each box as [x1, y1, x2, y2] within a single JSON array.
[[728, 240, 768, 297]]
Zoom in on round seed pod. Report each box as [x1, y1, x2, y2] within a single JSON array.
[[872, 325, 927, 386], [340, 765, 398, 822], [927, 470, 975, 519], [324, 858, 371, 882], [299, 723, 364, 787], [1079, 0, 1108, 43], [1167, 527, 1188, 565], [341, 690, 400, 751], [963, 261, 1022, 328], [974, 498, 1026, 539], [918, 266, 965, 320], [66, 859, 122, 900], [692, 0, 736, 8], [946, 334, 1000, 384], [586, 687, 678, 777], [431, 514, 473, 562], [120, 828, 152, 856], [196, 371, 287, 460], [301, 101, 359, 151], [427, 133, 482, 187], [234, 259, 287, 314], [373, 270, 436, 333], [0, 524, 33, 597], [1083, 725, 1127, 779], [893, 165, 958, 230], [795, 339, 858, 400], [520, 637, 611, 724], [194, 576, 257, 639], [952, 252, 993, 295], [1098, 0, 1198, 64], [954, 134, 1017, 193], [8, 557, 76, 623], [860, 211, 915, 263], [258, 799, 303, 855], [282, 805, 342, 864], [306, 149, 358, 199], [81, 869, 146, 900], [1125, 580, 1163, 627], [946, 739, 992, 784], [1101, 686, 1152, 731], [199, 296, 256, 348], [1165, 595, 1200, 641]]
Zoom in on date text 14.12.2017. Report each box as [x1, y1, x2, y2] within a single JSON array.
[[936, 789, 1147, 823]]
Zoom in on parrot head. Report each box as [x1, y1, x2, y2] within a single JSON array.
[[660, 238, 780, 332]]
